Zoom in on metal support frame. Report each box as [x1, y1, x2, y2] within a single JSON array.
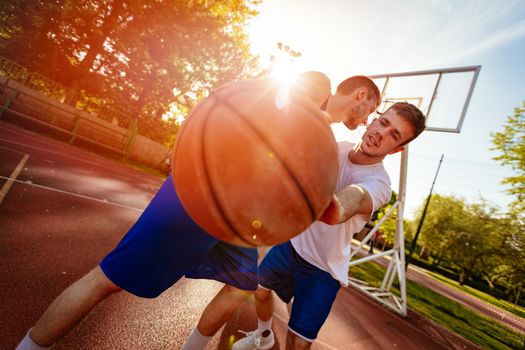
[[348, 147, 409, 315]]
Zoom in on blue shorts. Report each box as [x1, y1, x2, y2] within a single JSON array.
[[100, 175, 258, 298], [258, 242, 341, 341]]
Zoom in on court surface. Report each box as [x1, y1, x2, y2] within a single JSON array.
[[1, 122, 479, 349]]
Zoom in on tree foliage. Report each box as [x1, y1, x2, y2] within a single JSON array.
[[374, 191, 396, 246], [491, 102, 525, 222], [414, 194, 524, 303], [0, 0, 262, 143], [493, 215, 525, 304]]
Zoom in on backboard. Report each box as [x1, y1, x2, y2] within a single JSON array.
[[369, 66, 481, 133]]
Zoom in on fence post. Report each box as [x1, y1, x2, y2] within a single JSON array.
[[21, 70, 30, 86], [122, 119, 138, 160], [0, 78, 10, 119], [0, 69, 30, 118], [64, 88, 79, 107], [69, 114, 81, 144], [0, 78, 21, 119]]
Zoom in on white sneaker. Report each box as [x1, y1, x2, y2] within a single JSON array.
[[232, 329, 275, 350]]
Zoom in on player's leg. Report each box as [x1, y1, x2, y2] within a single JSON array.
[[182, 284, 252, 350], [18, 266, 121, 349], [255, 245, 275, 327], [18, 175, 219, 349], [255, 285, 274, 328], [232, 242, 296, 350], [199, 284, 253, 335], [284, 246, 341, 350], [286, 332, 311, 350], [229, 287, 277, 350], [182, 242, 258, 349]]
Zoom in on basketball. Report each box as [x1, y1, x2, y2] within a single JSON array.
[[172, 78, 339, 247]]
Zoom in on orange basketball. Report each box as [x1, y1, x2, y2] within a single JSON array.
[[172, 78, 339, 247]]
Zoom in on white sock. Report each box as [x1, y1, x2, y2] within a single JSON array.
[[181, 327, 212, 350], [257, 317, 273, 333], [16, 329, 54, 350]]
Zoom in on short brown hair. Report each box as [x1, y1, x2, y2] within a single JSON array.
[[295, 71, 332, 106], [336, 76, 380, 106], [387, 102, 426, 145]]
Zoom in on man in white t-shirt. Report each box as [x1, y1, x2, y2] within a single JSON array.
[[233, 102, 426, 350]]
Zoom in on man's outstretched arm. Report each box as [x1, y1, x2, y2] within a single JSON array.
[[318, 184, 373, 225]]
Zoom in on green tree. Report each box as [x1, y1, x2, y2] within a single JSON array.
[[416, 195, 504, 285], [414, 193, 524, 301], [491, 102, 525, 222], [0, 0, 262, 143], [0, 1, 72, 78], [445, 200, 507, 285], [493, 217, 525, 304], [417, 194, 465, 259], [373, 191, 397, 247]]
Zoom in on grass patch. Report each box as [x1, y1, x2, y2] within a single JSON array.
[[426, 270, 525, 319], [349, 262, 525, 350]]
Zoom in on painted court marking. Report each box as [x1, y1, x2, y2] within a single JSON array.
[[0, 175, 144, 212], [0, 137, 162, 185], [0, 153, 29, 205]]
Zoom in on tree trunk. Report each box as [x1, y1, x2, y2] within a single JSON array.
[[67, 0, 125, 93], [459, 268, 469, 285], [483, 275, 494, 289], [420, 246, 429, 259], [515, 284, 522, 305]]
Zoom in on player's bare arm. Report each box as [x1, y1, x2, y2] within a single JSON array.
[[319, 185, 373, 225]]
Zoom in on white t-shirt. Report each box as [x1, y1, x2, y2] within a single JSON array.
[[291, 141, 392, 285]]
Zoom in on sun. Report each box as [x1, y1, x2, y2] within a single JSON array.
[[271, 59, 299, 85], [267, 42, 305, 88]]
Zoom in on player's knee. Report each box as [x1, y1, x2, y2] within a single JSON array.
[[222, 284, 252, 299], [222, 285, 253, 302], [89, 266, 122, 296], [254, 286, 271, 301], [286, 331, 312, 350]]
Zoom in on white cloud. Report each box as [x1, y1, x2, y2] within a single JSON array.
[[433, 18, 525, 66]]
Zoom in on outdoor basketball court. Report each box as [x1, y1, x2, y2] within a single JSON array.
[[0, 122, 481, 349]]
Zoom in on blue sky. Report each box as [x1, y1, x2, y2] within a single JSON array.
[[246, 0, 525, 219]]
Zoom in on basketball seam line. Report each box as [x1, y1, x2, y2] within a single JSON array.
[[214, 91, 317, 223], [173, 94, 210, 166], [222, 81, 336, 209], [202, 97, 257, 247]]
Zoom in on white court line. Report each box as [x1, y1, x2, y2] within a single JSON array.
[[0, 145, 29, 155], [0, 153, 29, 205], [0, 138, 163, 185], [0, 175, 144, 212]]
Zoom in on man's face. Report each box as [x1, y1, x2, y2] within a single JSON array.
[[328, 92, 377, 130], [342, 96, 378, 130], [359, 108, 415, 157]]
